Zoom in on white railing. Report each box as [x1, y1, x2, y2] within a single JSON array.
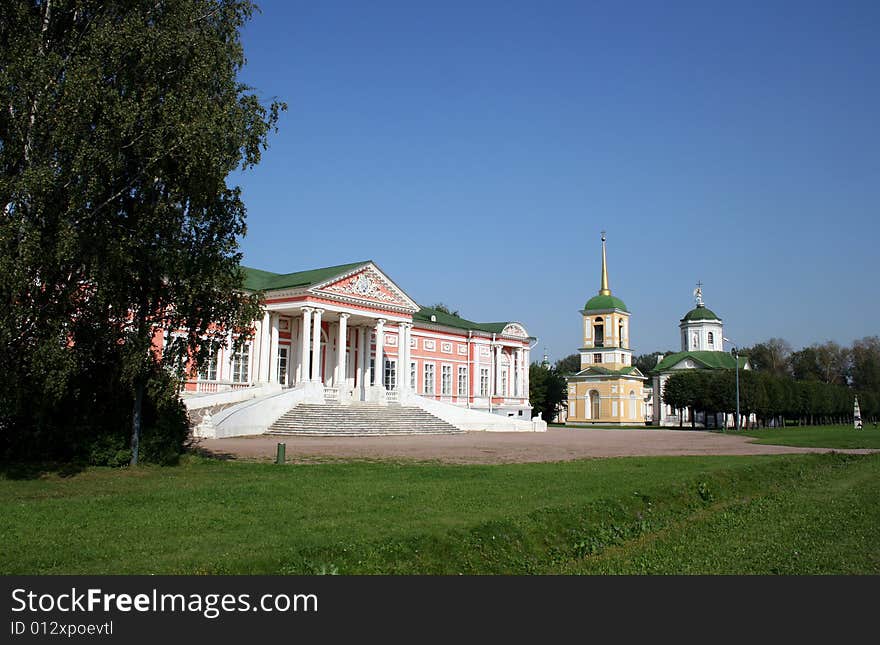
[[190, 380, 254, 394], [385, 389, 400, 403], [324, 387, 339, 402]]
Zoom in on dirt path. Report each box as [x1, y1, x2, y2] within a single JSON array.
[[196, 428, 877, 464]]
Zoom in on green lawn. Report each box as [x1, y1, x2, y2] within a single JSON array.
[[2, 452, 878, 574], [740, 424, 880, 449]]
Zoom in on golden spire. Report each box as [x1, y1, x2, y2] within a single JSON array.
[[599, 231, 611, 295]]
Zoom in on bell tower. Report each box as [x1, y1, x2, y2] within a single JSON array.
[[580, 232, 633, 370]]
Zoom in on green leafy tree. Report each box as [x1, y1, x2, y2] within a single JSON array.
[[529, 362, 567, 423], [851, 336, 880, 392], [431, 303, 461, 317], [554, 353, 581, 376], [633, 351, 673, 376], [1, 1, 283, 463], [743, 338, 792, 378]]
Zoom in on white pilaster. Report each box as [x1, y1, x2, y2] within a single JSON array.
[[311, 308, 324, 382], [494, 344, 502, 396], [300, 307, 313, 384]]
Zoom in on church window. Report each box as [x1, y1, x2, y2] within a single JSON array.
[[593, 353, 602, 364], [692, 333, 699, 349], [708, 332, 714, 347], [594, 323, 604, 347]]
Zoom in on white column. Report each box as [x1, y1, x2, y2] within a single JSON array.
[[357, 326, 366, 392], [224, 330, 234, 382], [337, 314, 349, 387], [268, 314, 280, 383], [494, 344, 502, 396], [311, 308, 324, 382], [300, 307, 312, 384], [473, 341, 481, 399], [524, 348, 530, 399], [293, 318, 302, 384], [374, 319, 386, 387], [259, 311, 271, 382]]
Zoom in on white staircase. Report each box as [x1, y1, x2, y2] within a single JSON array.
[[268, 402, 465, 436]]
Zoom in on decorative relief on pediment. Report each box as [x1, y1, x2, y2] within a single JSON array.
[[503, 323, 528, 338], [319, 269, 407, 306]]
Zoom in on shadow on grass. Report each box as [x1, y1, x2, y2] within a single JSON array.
[[0, 460, 87, 480]]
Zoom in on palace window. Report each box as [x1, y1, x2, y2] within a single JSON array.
[[410, 361, 417, 390], [277, 347, 289, 385], [480, 368, 490, 397], [441, 365, 452, 395], [199, 350, 219, 381], [423, 363, 435, 395], [384, 359, 396, 390], [594, 353, 602, 364], [458, 366, 468, 397], [231, 344, 250, 383], [501, 370, 508, 396]]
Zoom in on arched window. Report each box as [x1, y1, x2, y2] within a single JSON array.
[[692, 333, 699, 349], [629, 390, 636, 419], [708, 332, 714, 347], [594, 319, 604, 347], [619, 320, 624, 347]]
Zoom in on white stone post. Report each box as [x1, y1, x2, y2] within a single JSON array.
[[300, 308, 312, 384], [311, 308, 323, 382]]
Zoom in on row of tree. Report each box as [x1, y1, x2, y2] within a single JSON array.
[[533, 335, 880, 426], [661, 369, 874, 429]]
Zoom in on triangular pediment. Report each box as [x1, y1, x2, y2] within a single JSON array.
[[311, 263, 420, 312]]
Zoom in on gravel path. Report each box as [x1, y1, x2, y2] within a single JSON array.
[[196, 428, 877, 465]]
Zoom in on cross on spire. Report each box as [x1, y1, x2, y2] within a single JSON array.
[[694, 280, 704, 307]]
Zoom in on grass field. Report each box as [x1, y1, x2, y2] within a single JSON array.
[[740, 423, 880, 449], [2, 451, 878, 574]]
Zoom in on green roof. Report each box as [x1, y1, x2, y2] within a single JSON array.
[[584, 294, 628, 312], [681, 305, 721, 322], [413, 307, 522, 336], [653, 351, 747, 373], [241, 261, 369, 291]]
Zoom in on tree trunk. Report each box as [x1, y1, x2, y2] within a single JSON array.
[[130, 379, 144, 466]]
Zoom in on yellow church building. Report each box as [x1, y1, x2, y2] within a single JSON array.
[[566, 233, 648, 425]]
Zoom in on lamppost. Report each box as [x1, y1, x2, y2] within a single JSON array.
[[724, 337, 740, 432]]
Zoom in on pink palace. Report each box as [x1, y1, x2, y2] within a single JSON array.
[[183, 261, 535, 422]]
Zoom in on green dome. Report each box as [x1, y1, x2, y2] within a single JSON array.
[[681, 305, 721, 321], [584, 294, 628, 312]]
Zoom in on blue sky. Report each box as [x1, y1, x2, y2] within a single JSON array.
[[231, 0, 880, 361]]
